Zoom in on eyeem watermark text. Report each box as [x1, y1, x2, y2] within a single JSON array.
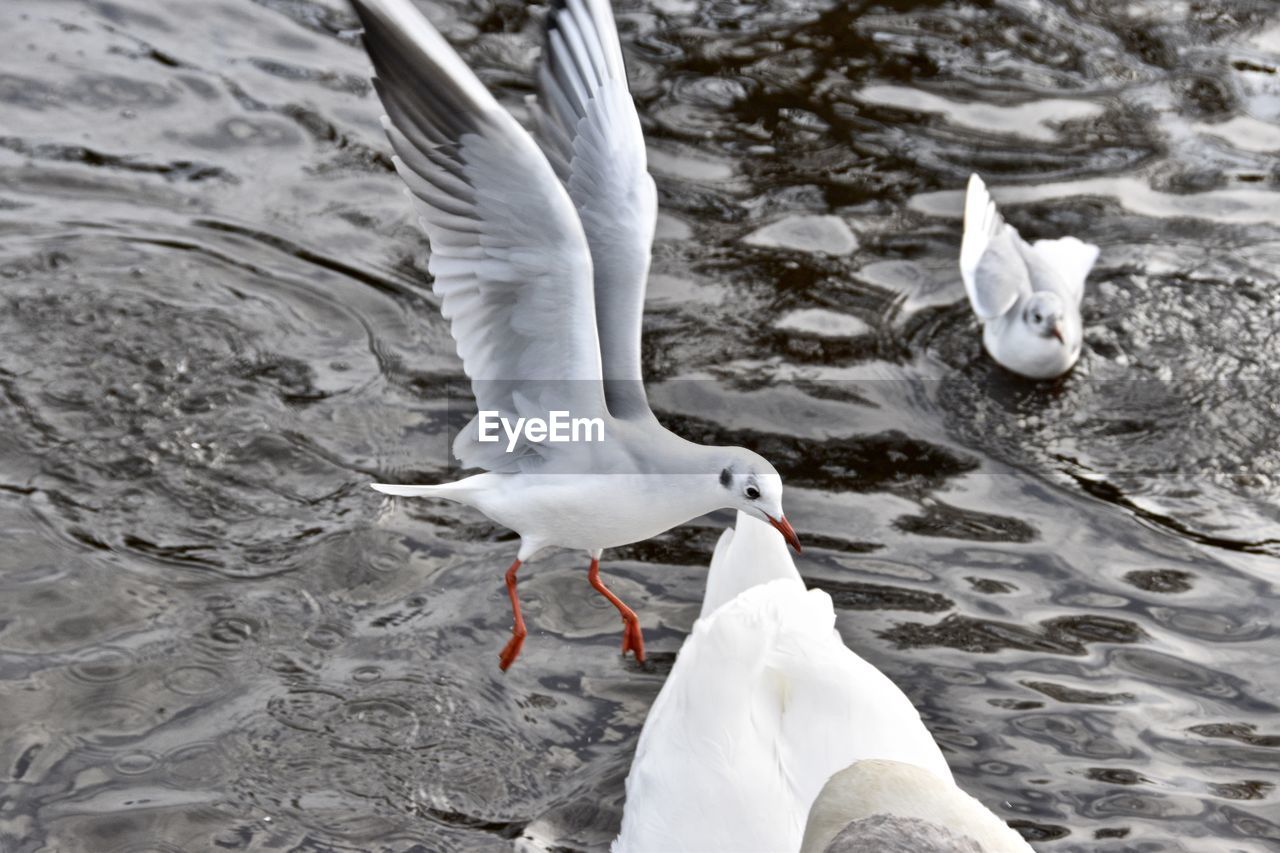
[[477, 410, 605, 452]]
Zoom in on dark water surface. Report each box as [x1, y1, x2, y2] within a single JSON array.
[[3, 0, 1280, 850]]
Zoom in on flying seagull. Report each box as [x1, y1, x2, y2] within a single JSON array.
[[613, 513, 1032, 853], [351, 0, 800, 670], [960, 173, 1099, 379]]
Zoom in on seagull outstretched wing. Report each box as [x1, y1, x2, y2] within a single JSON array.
[[353, 0, 610, 470], [960, 173, 1032, 320], [532, 0, 659, 420], [1028, 235, 1099, 306]]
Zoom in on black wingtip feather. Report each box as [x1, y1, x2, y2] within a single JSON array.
[[350, 0, 486, 139]]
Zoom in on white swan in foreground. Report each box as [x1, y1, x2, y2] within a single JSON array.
[[614, 512, 1034, 852], [960, 173, 1098, 379]]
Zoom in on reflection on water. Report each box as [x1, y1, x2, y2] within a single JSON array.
[[1, 0, 1279, 850]]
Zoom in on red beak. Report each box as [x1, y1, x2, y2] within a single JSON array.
[[767, 514, 802, 554], [1050, 325, 1065, 344]]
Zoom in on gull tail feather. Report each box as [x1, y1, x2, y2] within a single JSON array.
[[370, 482, 466, 500]]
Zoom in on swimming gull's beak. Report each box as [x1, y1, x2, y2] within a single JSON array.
[[1050, 324, 1065, 344], [767, 514, 802, 554]]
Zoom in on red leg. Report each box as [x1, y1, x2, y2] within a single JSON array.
[[588, 558, 646, 663], [498, 559, 526, 671]]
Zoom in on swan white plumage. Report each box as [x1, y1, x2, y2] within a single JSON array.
[[613, 512, 1034, 852]]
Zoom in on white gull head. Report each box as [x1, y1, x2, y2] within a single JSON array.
[[714, 447, 798, 553]]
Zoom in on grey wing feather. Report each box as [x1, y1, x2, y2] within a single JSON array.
[[959, 174, 1031, 320], [532, 0, 658, 420], [353, 0, 608, 470]]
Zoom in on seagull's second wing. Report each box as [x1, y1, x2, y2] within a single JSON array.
[[960, 173, 1031, 320], [353, 0, 607, 470], [1028, 235, 1099, 306], [533, 0, 658, 420]]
